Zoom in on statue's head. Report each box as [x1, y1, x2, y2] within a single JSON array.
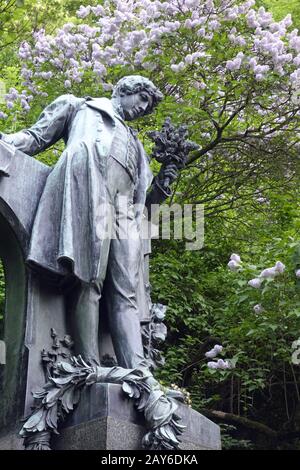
[[112, 75, 163, 121]]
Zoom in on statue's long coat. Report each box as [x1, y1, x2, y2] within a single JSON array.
[[2, 94, 154, 285]]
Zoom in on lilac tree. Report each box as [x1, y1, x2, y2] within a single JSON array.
[[2, 0, 300, 215]]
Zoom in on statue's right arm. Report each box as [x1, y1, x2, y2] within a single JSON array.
[[0, 94, 78, 156]]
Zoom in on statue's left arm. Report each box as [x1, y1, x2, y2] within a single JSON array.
[[145, 162, 178, 217], [0, 94, 78, 156]]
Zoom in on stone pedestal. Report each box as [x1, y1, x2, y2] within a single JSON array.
[[52, 384, 221, 450], [0, 383, 221, 450]]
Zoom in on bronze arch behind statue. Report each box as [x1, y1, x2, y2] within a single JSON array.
[[0, 206, 27, 433]]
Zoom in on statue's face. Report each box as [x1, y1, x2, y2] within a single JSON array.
[[119, 90, 153, 121]]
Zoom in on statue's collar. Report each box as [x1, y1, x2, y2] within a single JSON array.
[[85, 97, 138, 137], [85, 97, 117, 124]]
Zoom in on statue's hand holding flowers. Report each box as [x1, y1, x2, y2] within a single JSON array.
[[148, 118, 199, 192]]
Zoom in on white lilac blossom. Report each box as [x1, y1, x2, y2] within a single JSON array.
[[207, 361, 219, 369], [253, 304, 264, 314], [205, 344, 223, 358], [205, 351, 217, 359], [248, 278, 262, 288], [170, 62, 185, 73], [217, 359, 231, 369], [228, 253, 242, 271], [260, 261, 285, 278], [228, 260, 240, 271], [249, 260, 285, 288], [230, 253, 241, 263], [257, 196, 269, 204], [295, 269, 300, 278], [207, 359, 232, 370]]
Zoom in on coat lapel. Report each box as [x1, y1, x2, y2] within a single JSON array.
[[85, 97, 116, 125]]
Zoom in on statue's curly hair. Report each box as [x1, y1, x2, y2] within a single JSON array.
[[112, 75, 163, 114]]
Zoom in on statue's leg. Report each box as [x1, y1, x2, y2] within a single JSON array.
[[67, 222, 111, 365], [104, 163, 145, 369], [105, 237, 144, 369], [70, 281, 103, 365]]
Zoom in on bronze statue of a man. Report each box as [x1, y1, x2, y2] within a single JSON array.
[[0, 75, 177, 368]]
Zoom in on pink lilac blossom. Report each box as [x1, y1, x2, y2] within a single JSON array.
[[91, 5, 106, 17], [260, 267, 278, 278], [275, 261, 285, 273], [226, 53, 244, 71], [293, 55, 300, 67], [77, 5, 91, 19], [248, 278, 262, 288], [4, 87, 31, 112], [10, 0, 300, 120]]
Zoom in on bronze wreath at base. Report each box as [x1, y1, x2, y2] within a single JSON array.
[[20, 356, 186, 450]]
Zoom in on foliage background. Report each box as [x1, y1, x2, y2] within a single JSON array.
[[0, 0, 300, 449]]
